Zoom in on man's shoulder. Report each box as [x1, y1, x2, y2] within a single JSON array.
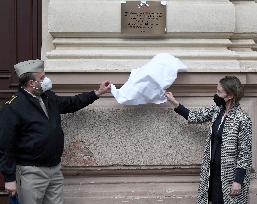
[[43, 90, 58, 101], [1, 95, 20, 116], [3, 91, 26, 108], [45, 90, 56, 96]]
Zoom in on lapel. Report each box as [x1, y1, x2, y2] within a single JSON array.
[[211, 106, 222, 123], [211, 104, 239, 124], [20, 88, 48, 118], [222, 104, 240, 138], [41, 93, 49, 113], [225, 104, 239, 121]]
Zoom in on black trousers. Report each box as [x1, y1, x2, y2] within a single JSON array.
[[208, 162, 224, 204]]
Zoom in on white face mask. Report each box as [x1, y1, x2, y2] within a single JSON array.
[[40, 77, 52, 92]]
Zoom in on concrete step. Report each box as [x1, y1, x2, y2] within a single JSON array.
[[64, 175, 198, 204]]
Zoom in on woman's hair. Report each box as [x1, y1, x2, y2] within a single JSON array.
[[219, 76, 244, 105], [19, 72, 36, 87]]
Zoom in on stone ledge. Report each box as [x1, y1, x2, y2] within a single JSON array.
[[62, 166, 201, 177], [63, 175, 199, 204], [45, 37, 257, 73], [63, 175, 257, 204], [46, 72, 257, 86]]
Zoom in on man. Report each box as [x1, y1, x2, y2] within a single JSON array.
[[0, 60, 111, 204]]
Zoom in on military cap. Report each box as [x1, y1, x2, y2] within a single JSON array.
[[14, 60, 44, 77]]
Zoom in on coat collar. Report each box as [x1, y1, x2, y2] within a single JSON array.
[[19, 87, 47, 99], [212, 103, 241, 123], [19, 88, 49, 118], [219, 103, 241, 120]]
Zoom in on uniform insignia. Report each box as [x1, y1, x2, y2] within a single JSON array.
[[5, 95, 18, 104]]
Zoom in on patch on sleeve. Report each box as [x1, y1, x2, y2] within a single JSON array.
[[5, 95, 18, 105]]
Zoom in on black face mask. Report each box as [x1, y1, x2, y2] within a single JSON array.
[[213, 94, 226, 108]]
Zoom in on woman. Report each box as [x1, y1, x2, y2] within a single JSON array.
[[165, 76, 252, 204]]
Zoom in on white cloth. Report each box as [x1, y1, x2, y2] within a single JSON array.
[[111, 53, 187, 105]]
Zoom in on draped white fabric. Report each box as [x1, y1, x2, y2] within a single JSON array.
[[111, 53, 187, 105]]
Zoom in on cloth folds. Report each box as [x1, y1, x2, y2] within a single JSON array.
[[111, 53, 187, 105]]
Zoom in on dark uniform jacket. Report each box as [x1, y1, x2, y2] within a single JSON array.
[[0, 88, 98, 182]]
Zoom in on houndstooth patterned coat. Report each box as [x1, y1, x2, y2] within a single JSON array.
[[188, 104, 252, 204]]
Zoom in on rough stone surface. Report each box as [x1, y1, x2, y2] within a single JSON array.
[[61, 101, 208, 167]]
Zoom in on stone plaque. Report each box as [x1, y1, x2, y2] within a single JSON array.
[[121, 1, 166, 36]]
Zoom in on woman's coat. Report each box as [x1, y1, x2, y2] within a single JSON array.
[[188, 105, 252, 204]]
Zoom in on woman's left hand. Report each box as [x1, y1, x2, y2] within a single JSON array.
[[230, 181, 241, 196]]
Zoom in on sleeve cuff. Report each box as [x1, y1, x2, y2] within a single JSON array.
[[234, 168, 246, 185], [81, 91, 99, 102], [90, 91, 99, 100], [174, 104, 189, 120], [174, 103, 183, 112]]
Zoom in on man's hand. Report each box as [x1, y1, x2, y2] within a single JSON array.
[[95, 81, 111, 96], [5, 181, 16, 196], [165, 91, 179, 108], [230, 181, 241, 196]]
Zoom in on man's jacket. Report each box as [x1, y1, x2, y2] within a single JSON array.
[[0, 88, 98, 182]]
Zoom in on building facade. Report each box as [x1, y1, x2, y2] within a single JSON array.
[[43, 0, 257, 203], [3, 0, 257, 203]]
